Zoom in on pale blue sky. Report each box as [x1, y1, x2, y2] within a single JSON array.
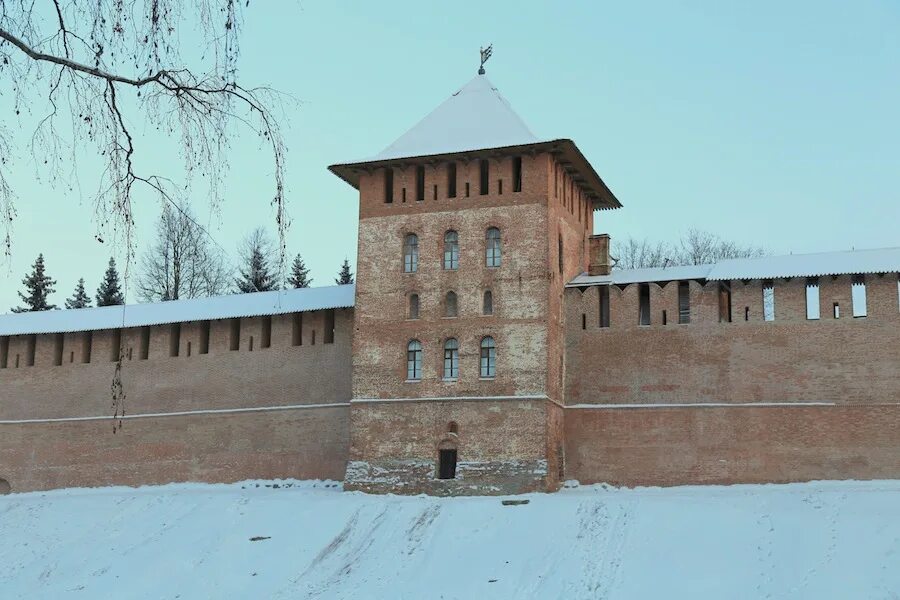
[[2, 1, 898, 311]]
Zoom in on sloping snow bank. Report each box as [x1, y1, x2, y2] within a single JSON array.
[[1, 480, 898, 599]]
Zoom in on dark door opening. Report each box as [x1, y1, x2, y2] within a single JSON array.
[[438, 449, 457, 479]]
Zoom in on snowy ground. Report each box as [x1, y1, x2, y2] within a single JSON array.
[[1, 480, 898, 599]]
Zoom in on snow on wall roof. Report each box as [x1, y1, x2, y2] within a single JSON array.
[[0, 285, 356, 337], [567, 247, 900, 287], [363, 74, 541, 163]]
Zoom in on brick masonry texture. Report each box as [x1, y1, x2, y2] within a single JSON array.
[[2, 146, 899, 495]]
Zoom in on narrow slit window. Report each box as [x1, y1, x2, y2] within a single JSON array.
[[479, 159, 489, 195], [415, 165, 425, 202], [292, 313, 303, 346], [443, 338, 459, 380], [833, 302, 841, 319], [324, 310, 336, 344], [599, 286, 610, 328], [678, 282, 690, 324], [763, 280, 775, 322], [486, 227, 502, 268], [26, 335, 36, 367], [447, 163, 457, 198], [230, 318, 241, 351], [806, 278, 820, 320], [443, 230, 459, 270], [384, 168, 394, 203], [139, 327, 150, 359], [480, 336, 496, 378], [582, 314, 587, 330], [512, 156, 522, 192], [82, 331, 93, 364], [403, 233, 419, 273], [186, 341, 192, 357], [558, 236, 564, 275], [249, 336, 254, 352], [408, 293, 420, 319], [497, 179, 503, 195], [169, 323, 181, 357], [852, 275, 867, 317], [402, 187, 406, 202], [639, 284, 651, 326], [53, 333, 64, 366], [407, 340, 422, 381], [718, 283, 732, 323], [482, 290, 493, 316], [662, 310, 668, 325], [110, 329, 122, 362], [433, 184, 438, 200], [261, 316, 272, 348], [311, 330, 316, 345], [465, 182, 470, 197], [744, 306, 750, 321], [0, 337, 8, 368], [200, 321, 211, 354]]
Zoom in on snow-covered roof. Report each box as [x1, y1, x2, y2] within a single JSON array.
[[329, 73, 621, 209], [567, 247, 900, 287], [0, 285, 356, 337]]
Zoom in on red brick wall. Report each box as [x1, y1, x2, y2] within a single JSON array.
[[0, 308, 352, 492], [564, 274, 900, 485]]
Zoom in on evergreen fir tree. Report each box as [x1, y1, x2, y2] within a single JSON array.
[[12, 254, 57, 312], [235, 228, 277, 293], [96, 257, 125, 306], [65, 278, 92, 309], [335, 258, 354, 285], [287, 253, 312, 288]]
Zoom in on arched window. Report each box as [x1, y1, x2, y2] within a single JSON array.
[[408, 293, 420, 319], [482, 290, 493, 315], [486, 227, 501, 268], [480, 336, 496, 378], [407, 340, 422, 380], [443, 230, 459, 270], [443, 338, 459, 380], [403, 234, 419, 273], [445, 291, 458, 317]]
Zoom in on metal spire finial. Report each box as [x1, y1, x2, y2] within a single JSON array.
[[478, 44, 493, 75]]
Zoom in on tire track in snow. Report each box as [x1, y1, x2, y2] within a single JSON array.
[[566, 497, 632, 599], [405, 504, 441, 555]]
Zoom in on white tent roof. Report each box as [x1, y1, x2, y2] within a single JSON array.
[[567, 247, 900, 287], [366, 74, 541, 162], [0, 285, 356, 337]]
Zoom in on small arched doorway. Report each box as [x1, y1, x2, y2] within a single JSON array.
[[0, 478, 10, 495], [437, 431, 458, 480]]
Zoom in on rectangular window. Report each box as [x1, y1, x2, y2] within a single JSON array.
[[292, 313, 303, 346], [639, 283, 651, 326], [465, 182, 470, 197], [763, 280, 775, 322], [324, 309, 336, 344], [833, 303, 840, 319], [26, 335, 36, 367], [447, 163, 457, 198], [140, 327, 150, 359], [384, 168, 393, 203], [512, 156, 522, 192], [402, 187, 407, 202], [852, 275, 867, 317], [599, 286, 610, 328], [229, 318, 241, 351], [498, 179, 503, 195], [806, 278, 820, 320], [82, 331, 93, 364], [678, 281, 690, 324], [53, 333, 64, 366], [0, 336, 8, 368], [415, 165, 425, 201], [199, 321, 210, 354], [169, 323, 181, 357], [261, 316, 272, 349], [479, 159, 489, 195], [433, 184, 438, 200], [110, 328, 122, 362]]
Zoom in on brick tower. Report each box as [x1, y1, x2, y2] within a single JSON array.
[[329, 68, 620, 495]]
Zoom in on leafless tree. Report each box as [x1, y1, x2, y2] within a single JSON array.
[[137, 204, 230, 301], [614, 229, 765, 269], [0, 1, 290, 263]]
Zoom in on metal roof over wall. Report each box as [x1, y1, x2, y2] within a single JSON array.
[[0, 285, 356, 337], [567, 247, 900, 287]]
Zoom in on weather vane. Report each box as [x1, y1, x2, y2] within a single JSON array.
[[478, 44, 493, 75]]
